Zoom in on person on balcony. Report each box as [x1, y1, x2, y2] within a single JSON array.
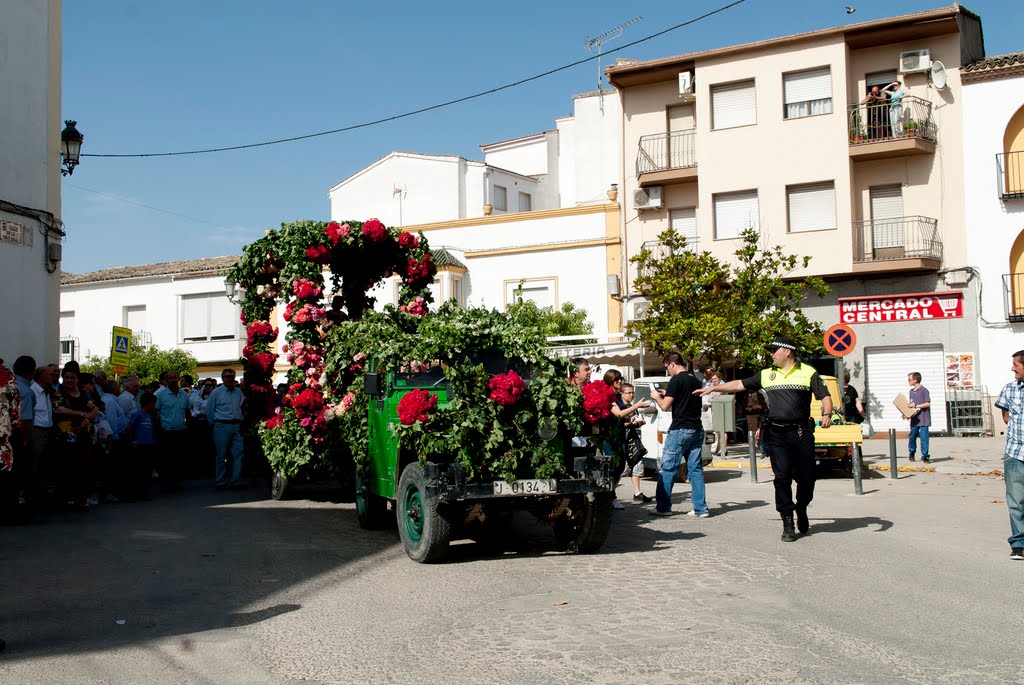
[[882, 80, 906, 137], [861, 85, 890, 140]]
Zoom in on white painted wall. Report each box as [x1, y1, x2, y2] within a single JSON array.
[[0, 0, 62, 364], [481, 134, 549, 176], [963, 73, 1024, 393], [60, 275, 245, 367], [570, 91, 621, 205]]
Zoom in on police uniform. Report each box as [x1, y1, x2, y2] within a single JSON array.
[[741, 337, 830, 537]]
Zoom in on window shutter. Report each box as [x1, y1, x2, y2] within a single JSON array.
[[866, 70, 898, 89], [784, 68, 832, 105], [714, 191, 758, 239], [711, 81, 756, 129], [870, 185, 903, 220], [181, 295, 208, 342], [124, 305, 146, 331], [670, 208, 698, 247], [788, 182, 836, 233], [209, 295, 238, 340]]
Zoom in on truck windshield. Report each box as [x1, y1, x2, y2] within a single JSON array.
[[464, 350, 528, 378], [394, 363, 448, 389]]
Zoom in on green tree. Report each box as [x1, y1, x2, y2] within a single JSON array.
[[627, 226, 830, 368], [82, 334, 198, 385], [506, 285, 594, 339]]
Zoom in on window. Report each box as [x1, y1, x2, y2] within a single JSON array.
[[866, 70, 898, 90], [59, 311, 75, 339], [669, 208, 698, 249], [711, 80, 756, 130], [518, 192, 532, 212], [450, 275, 464, 306], [181, 293, 238, 342], [123, 305, 146, 332], [713, 190, 758, 240], [869, 185, 905, 256], [505, 278, 556, 310], [787, 182, 836, 233], [783, 67, 832, 119], [493, 185, 508, 211]]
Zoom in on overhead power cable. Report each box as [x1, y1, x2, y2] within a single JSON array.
[[83, 0, 747, 159]]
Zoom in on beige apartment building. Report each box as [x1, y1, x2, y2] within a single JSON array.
[[607, 5, 987, 435]]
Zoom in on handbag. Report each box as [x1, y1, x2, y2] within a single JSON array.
[[626, 427, 648, 467]]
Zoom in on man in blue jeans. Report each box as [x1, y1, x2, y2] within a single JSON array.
[[649, 352, 707, 517], [906, 372, 931, 463], [994, 350, 1024, 561]]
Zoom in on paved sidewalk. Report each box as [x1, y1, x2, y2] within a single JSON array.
[[713, 434, 1009, 475]]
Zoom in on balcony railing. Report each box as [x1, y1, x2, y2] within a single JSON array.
[[853, 216, 941, 263], [1003, 274, 1024, 322], [636, 129, 696, 176], [848, 96, 936, 145], [997, 151, 1024, 200]]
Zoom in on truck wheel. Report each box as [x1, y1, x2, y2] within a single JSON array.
[[396, 462, 451, 563], [355, 472, 389, 530], [270, 472, 290, 501], [553, 492, 614, 554]]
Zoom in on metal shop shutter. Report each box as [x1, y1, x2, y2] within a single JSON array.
[[864, 346, 947, 433], [711, 80, 756, 130]]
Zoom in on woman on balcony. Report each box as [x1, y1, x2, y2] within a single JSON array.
[[882, 80, 906, 137]]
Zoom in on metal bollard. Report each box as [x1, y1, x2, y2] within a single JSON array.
[[888, 428, 898, 479], [852, 444, 864, 495], [747, 429, 758, 484]]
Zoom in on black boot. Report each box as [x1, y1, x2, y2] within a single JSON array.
[[796, 507, 809, 535], [781, 513, 797, 542]]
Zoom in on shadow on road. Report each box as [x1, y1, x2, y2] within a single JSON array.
[[0, 478, 390, 662], [808, 515, 893, 534]]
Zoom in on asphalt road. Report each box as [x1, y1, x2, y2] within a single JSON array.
[[0, 464, 1019, 685]]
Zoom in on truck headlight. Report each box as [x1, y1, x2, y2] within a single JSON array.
[[537, 416, 558, 441]]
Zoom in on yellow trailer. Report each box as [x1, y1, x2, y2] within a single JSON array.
[[811, 375, 863, 465]]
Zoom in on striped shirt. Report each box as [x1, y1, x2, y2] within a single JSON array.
[[995, 380, 1024, 462]]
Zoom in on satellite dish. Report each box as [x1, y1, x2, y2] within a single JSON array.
[[930, 60, 947, 89]]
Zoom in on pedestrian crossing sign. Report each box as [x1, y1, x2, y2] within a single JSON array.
[[111, 326, 132, 369]]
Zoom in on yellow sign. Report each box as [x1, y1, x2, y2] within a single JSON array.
[[111, 326, 132, 372]]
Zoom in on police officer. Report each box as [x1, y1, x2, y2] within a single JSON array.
[[695, 336, 833, 542]]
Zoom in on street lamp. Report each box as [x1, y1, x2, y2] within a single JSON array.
[[224, 277, 240, 303], [60, 120, 84, 176]]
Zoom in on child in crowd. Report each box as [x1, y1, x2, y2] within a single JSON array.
[[126, 392, 158, 501]]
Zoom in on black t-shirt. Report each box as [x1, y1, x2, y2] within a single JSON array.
[[844, 385, 863, 423], [666, 371, 702, 430]]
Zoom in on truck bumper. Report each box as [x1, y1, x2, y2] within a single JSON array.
[[424, 458, 613, 502]]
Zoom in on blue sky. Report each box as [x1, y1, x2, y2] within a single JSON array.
[[61, 0, 1022, 273]]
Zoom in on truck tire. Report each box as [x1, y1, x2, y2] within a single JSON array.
[[396, 462, 451, 563], [355, 472, 389, 530], [553, 492, 614, 554], [270, 472, 290, 501]]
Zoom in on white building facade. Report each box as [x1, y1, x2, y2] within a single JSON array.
[[962, 53, 1024, 401], [0, 0, 64, 364]]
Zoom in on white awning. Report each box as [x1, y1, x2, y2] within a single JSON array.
[[547, 340, 649, 367]]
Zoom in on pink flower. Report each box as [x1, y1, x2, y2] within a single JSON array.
[[325, 221, 351, 247]]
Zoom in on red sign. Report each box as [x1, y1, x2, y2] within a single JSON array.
[[838, 291, 963, 325], [824, 324, 856, 357]]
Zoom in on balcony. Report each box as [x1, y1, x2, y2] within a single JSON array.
[[636, 130, 697, 186], [852, 216, 941, 273], [997, 151, 1024, 200], [1003, 274, 1024, 322], [848, 96, 936, 161]]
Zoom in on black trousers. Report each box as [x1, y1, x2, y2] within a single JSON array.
[[764, 421, 816, 514]]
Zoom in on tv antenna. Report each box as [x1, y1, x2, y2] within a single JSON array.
[[585, 16, 642, 110]]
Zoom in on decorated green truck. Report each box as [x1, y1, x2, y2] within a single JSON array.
[[227, 219, 620, 562]]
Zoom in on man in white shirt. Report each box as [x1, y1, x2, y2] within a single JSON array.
[[118, 376, 140, 419], [29, 365, 58, 507]]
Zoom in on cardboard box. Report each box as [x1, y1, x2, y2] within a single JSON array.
[[892, 393, 916, 419]]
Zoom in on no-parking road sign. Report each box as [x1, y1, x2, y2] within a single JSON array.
[[824, 324, 856, 357]]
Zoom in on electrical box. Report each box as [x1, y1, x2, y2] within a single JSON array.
[[710, 394, 735, 432]]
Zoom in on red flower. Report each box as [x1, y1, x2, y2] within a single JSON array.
[[489, 370, 526, 406], [291, 278, 322, 301], [245, 352, 277, 376], [265, 415, 283, 430], [246, 321, 278, 344], [398, 231, 419, 249], [292, 388, 326, 420], [396, 388, 437, 425], [306, 244, 331, 264], [361, 219, 388, 243], [325, 221, 351, 247], [581, 381, 616, 425]]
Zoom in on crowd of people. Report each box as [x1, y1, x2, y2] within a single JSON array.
[[0, 356, 250, 519]]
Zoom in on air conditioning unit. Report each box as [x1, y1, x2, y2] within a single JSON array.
[[634, 186, 663, 211], [628, 298, 652, 322], [899, 49, 931, 74], [678, 70, 694, 96]]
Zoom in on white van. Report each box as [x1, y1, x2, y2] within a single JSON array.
[[630, 375, 713, 476]]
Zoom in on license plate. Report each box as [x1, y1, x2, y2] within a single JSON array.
[[492, 479, 557, 496]]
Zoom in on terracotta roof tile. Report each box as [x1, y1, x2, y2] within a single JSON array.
[[962, 51, 1024, 72], [62, 255, 238, 286]]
